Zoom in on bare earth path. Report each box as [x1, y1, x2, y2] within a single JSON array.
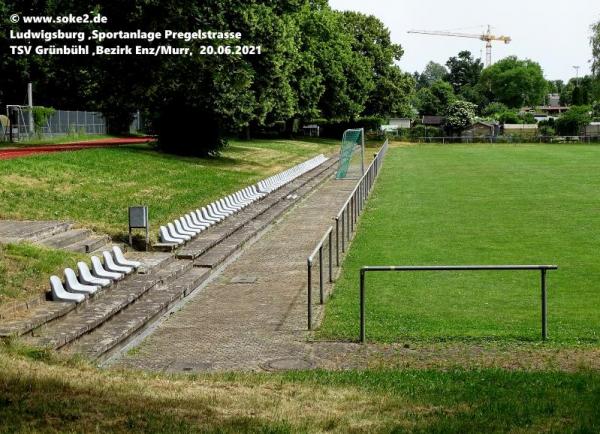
[[113, 175, 357, 372]]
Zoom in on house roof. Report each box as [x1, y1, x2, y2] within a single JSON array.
[[422, 115, 444, 125]]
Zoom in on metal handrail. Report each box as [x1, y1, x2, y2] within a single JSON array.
[[307, 226, 333, 329], [359, 264, 559, 343], [307, 139, 389, 330]]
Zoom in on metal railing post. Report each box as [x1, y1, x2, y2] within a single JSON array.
[[360, 269, 366, 343], [307, 260, 312, 330], [341, 211, 346, 252], [335, 218, 340, 266], [541, 268, 547, 340], [319, 246, 324, 304], [328, 230, 333, 283]]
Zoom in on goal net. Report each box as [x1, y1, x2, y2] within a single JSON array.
[[336, 128, 365, 179]]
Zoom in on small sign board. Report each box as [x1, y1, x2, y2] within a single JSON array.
[[128, 206, 149, 250]]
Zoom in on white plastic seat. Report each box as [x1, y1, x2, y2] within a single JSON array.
[[50, 276, 85, 303], [77, 262, 111, 287], [91, 255, 123, 280], [174, 219, 196, 237], [202, 206, 223, 222], [178, 216, 201, 235], [64, 268, 99, 295], [195, 209, 216, 225], [103, 251, 134, 275], [160, 226, 184, 245], [168, 222, 192, 240], [189, 212, 210, 229], [112, 246, 141, 269]]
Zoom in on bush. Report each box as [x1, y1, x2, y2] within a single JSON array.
[[409, 124, 442, 139], [555, 106, 592, 136]]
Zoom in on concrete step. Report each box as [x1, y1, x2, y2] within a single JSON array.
[[22, 260, 193, 349], [0, 301, 76, 337], [64, 235, 110, 253], [39, 228, 92, 249], [0, 220, 72, 244], [67, 267, 211, 361]]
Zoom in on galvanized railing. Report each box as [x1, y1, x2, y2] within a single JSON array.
[[307, 139, 389, 330], [359, 264, 559, 343]]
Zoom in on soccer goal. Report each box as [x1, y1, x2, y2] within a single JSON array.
[[335, 128, 365, 179]]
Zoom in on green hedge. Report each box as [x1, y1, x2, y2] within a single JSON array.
[[306, 117, 386, 139]]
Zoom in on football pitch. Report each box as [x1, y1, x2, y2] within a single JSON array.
[[320, 144, 600, 344]]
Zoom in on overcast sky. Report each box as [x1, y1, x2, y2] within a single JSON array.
[[329, 0, 600, 81]]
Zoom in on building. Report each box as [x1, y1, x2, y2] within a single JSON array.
[[389, 118, 412, 129], [421, 115, 444, 126], [502, 124, 538, 137], [582, 122, 600, 137], [462, 121, 499, 138]]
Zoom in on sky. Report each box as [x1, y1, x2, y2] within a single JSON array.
[[329, 0, 599, 81]]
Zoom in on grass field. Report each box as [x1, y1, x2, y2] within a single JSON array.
[[1, 341, 599, 433], [320, 144, 600, 344], [0, 138, 337, 241]]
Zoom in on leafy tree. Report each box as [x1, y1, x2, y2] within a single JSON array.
[[555, 106, 592, 135], [414, 80, 455, 115], [415, 62, 448, 89], [479, 56, 548, 108], [592, 19, 600, 76], [482, 102, 509, 117], [445, 51, 483, 94], [444, 100, 476, 134], [340, 11, 413, 117]]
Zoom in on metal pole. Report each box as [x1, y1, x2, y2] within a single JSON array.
[[335, 218, 340, 266], [319, 246, 324, 304], [541, 269, 547, 340], [341, 211, 345, 252], [360, 269, 366, 343], [307, 260, 312, 330], [328, 230, 333, 283], [27, 83, 34, 135]]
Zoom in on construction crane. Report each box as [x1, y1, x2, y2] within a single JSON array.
[[407, 25, 511, 67]]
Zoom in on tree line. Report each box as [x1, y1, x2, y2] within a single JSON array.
[[1, 0, 413, 154]]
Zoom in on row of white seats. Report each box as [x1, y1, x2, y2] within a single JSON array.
[[159, 154, 328, 246], [50, 246, 141, 303]]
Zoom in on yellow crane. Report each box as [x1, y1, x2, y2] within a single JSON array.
[[407, 25, 511, 67]]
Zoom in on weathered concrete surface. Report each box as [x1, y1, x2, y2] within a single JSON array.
[[113, 176, 356, 372]]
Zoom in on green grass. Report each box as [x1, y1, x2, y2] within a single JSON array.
[[0, 243, 87, 305], [0, 138, 337, 241], [1, 341, 599, 433], [320, 144, 600, 345]]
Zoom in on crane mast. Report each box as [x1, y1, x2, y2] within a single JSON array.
[[407, 25, 511, 67]]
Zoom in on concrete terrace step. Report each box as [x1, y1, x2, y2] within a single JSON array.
[[39, 228, 92, 249], [22, 260, 192, 349], [194, 160, 336, 269], [0, 220, 72, 244], [177, 157, 338, 260], [63, 234, 110, 253], [67, 267, 211, 361]]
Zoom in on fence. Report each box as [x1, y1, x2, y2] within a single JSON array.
[[384, 135, 600, 144], [3, 107, 143, 141], [358, 264, 558, 343], [306, 139, 389, 330]]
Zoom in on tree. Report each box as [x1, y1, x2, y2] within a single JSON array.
[[555, 106, 592, 135], [592, 19, 600, 76], [415, 62, 448, 89], [444, 100, 476, 134], [413, 80, 455, 115], [340, 11, 414, 117], [479, 56, 548, 108], [445, 51, 483, 94]]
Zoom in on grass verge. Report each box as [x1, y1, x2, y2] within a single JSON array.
[[0, 243, 86, 306], [1, 341, 599, 433], [0, 138, 337, 241]]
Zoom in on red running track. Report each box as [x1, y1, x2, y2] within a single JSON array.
[[0, 137, 156, 160]]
